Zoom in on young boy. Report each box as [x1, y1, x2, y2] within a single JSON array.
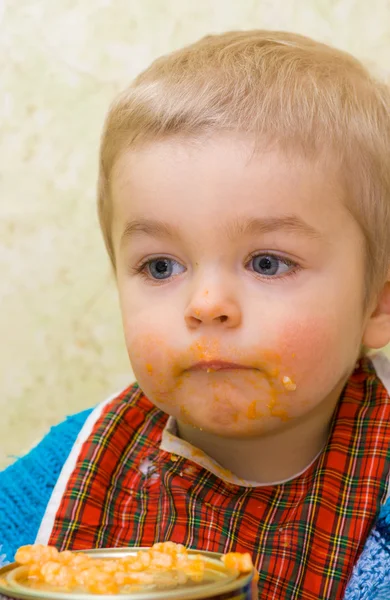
[[1, 30, 390, 600]]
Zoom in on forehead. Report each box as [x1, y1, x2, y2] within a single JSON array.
[[110, 134, 353, 241]]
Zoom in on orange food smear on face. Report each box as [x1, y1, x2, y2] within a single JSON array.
[[190, 337, 221, 362], [139, 334, 297, 429], [266, 387, 284, 419], [180, 405, 192, 424], [267, 387, 277, 412], [270, 408, 290, 422], [247, 401, 257, 420], [268, 367, 280, 379], [282, 375, 297, 391], [145, 363, 153, 375], [262, 367, 296, 422]]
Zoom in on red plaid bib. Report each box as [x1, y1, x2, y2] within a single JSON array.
[[46, 357, 390, 599]]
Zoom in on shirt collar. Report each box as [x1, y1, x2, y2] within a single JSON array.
[[160, 416, 324, 488]]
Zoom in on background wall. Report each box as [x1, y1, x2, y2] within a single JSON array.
[[1, 0, 390, 469]]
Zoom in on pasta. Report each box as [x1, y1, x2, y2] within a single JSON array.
[[14, 542, 253, 595]]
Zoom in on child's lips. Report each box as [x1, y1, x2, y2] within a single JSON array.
[[188, 360, 255, 372]]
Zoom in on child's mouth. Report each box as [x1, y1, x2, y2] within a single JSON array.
[[188, 360, 255, 372]]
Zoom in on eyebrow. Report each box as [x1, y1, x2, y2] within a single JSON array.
[[121, 219, 180, 246], [120, 215, 321, 246], [224, 215, 321, 240]]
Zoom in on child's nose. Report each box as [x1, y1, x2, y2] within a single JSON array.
[[184, 290, 242, 329]]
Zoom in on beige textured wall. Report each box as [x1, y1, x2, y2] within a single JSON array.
[[1, 0, 390, 469]]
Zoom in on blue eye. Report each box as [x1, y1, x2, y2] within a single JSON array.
[[146, 258, 185, 280], [250, 254, 293, 277]]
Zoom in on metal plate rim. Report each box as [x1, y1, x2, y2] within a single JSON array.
[[0, 548, 253, 600]]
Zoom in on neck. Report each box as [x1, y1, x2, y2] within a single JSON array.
[[178, 381, 346, 484]]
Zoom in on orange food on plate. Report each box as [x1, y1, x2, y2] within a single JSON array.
[[221, 552, 253, 573], [14, 542, 253, 595]]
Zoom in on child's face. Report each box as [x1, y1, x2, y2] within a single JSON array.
[[111, 134, 368, 437]]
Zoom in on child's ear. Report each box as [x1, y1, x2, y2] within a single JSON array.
[[363, 274, 390, 350]]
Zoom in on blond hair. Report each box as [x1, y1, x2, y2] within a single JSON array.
[[98, 30, 390, 296]]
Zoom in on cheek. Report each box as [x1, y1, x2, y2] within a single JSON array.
[[122, 318, 181, 403], [276, 315, 355, 392], [126, 330, 172, 377], [120, 291, 170, 360], [279, 317, 335, 361]]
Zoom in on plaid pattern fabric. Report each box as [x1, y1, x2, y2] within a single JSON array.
[[49, 359, 390, 599]]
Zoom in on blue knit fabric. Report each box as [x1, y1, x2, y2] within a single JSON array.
[[0, 545, 6, 569], [0, 408, 92, 564], [344, 498, 390, 599]]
